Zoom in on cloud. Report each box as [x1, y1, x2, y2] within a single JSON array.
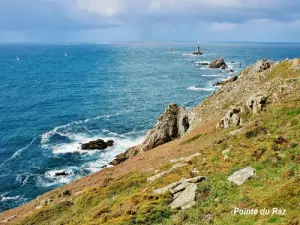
[[211, 22, 237, 31], [0, 0, 300, 42]]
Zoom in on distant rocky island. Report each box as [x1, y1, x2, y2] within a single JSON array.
[[0, 58, 299, 225]]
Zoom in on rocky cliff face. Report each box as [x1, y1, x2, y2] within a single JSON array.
[[112, 59, 297, 165], [189, 59, 281, 130], [140, 104, 189, 151], [111, 104, 189, 165]]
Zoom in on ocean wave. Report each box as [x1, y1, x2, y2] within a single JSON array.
[[36, 135, 144, 187], [182, 53, 198, 57], [187, 86, 217, 92], [0, 137, 36, 167], [0, 193, 24, 203], [195, 61, 210, 65], [16, 173, 31, 186], [201, 74, 225, 77], [40, 112, 125, 145], [36, 167, 82, 187], [84, 136, 144, 172]]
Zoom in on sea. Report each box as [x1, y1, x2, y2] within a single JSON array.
[[0, 42, 300, 212]]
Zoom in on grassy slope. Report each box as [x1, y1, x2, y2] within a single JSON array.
[[3, 62, 300, 225]]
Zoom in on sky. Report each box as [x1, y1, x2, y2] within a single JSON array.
[[0, 0, 300, 43]]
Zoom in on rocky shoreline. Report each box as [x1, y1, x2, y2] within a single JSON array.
[[1, 57, 299, 224], [109, 58, 281, 166]]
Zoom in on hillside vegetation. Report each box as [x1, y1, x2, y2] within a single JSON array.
[[1, 59, 299, 225]]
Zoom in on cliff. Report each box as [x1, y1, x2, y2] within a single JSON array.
[[0, 59, 299, 225]]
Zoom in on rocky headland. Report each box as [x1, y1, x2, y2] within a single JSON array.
[[0, 58, 299, 225]]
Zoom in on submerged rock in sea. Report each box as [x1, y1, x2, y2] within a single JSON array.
[[209, 58, 227, 69], [196, 62, 209, 66], [81, 139, 114, 150], [227, 167, 256, 185]]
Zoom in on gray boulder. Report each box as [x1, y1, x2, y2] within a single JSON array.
[[246, 94, 268, 114], [170, 183, 197, 210], [217, 108, 242, 129], [153, 176, 206, 210], [253, 59, 273, 72], [227, 166, 256, 185]]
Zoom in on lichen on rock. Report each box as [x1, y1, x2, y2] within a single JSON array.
[[246, 94, 268, 114], [111, 104, 189, 165], [217, 107, 242, 129], [141, 104, 189, 151], [227, 167, 256, 185]]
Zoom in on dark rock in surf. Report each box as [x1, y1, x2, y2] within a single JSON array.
[[55, 171, 70, 177], [81, 139, 114, 150], [209, 58, 228, 69], [196, 62, 209, 66]]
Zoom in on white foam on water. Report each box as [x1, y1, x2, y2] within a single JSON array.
[[182, 53, 198, 57], [84, 136, 145, 172], [11, 137, 36, 159], [40, 112, 125, 145], [0, 193, 23, 202], [187, 86, 217, 92], [195, 61, 210, 65], [0, 137, 36, 167], [16, 173, 31, 186], [47, 133, 100, 154], [201, 74, 225, 77], [36, 166, 83, 187], [36, 135, 144, 187]]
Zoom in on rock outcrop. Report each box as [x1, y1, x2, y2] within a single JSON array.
[[217, 108, 242, 129], [153, 176, 206, 210], [246, 94, 268, 114], [111, 104, 189, 165], [81, 139, 114, 150], [213, 76, 238, 86], [140, 104, 189, 151], [227, 167, 256, 185], [209, 58, 227, 69], [252, 59, 273, 73], [110, 146, 138, 165], [293, 58, 300, 67]]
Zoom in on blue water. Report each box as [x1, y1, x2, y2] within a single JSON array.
[[0, 42, 299, 212]]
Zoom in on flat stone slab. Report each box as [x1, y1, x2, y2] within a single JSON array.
[[227, 166, 256, 185], [170, 183, 197, 210], [153, 176, 206, 210]]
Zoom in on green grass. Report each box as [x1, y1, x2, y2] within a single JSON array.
[[16, 62, 300, 225]]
